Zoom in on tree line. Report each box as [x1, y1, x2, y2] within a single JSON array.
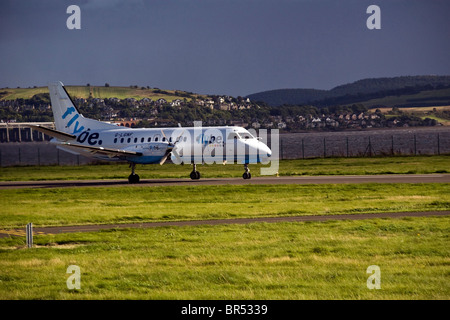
[[0, 93, 445, 131]]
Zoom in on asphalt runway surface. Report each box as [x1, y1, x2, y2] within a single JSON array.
[[1, 174, 449, 238], [1, 174, 450, 189]]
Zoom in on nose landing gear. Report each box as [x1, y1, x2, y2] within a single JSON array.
[[243, 164, 251, 179], [190, 163, 201, 180]]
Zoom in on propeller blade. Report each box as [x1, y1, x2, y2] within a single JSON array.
[[159, 145, 174, 165], [160, 129, 172, 146], [159, 129, 185, 165], [174, 130, 185, 145], [159, 153, 169, 165], [171, 148, 182, 163]]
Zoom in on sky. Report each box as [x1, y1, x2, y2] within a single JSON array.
[[1, 0, 449, 97]]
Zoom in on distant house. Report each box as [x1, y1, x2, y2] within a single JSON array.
[[170, 99, 182, 107], [156, 98, 167, 105], [139, 98, 152, 106], [252, 122, 261, 129], [285, 116, 294, 123], [109, 97, 121, 103], [277, 122, 287, 129]]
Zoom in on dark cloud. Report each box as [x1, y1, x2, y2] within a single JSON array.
[[1, 0, 449, 96]]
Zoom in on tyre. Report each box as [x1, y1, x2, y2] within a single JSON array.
[[128, 174, 140, 184]]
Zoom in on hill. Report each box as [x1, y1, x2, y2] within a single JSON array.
[[246, 75, 450, 107], [0, 85, 204, 103]]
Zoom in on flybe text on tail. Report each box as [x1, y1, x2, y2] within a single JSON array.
[[62, 107, 85, 134]]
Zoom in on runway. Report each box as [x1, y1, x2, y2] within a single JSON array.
[[1, 211, 449, 238], [1, 173, 450, 189]]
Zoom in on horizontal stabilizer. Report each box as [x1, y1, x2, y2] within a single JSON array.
[[27, 125, 76, 141]]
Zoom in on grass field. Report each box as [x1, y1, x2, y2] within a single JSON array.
[[0, 217, 448, 299], [369, 105, 450, 114], [0, 156, 449, 300], [368, 105, 450, 126], [0, 183, 449, 228], [1, 155, 449, 181], [0, 85, 203, 102], [361, 87, 450, 109]]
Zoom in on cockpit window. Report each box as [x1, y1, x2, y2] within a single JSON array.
[[227, 132, 241, 140], [238, 131, 255, 139]]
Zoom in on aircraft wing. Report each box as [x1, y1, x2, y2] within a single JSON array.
[[27, 125, 76, 141], [61, 143, 143, 158]]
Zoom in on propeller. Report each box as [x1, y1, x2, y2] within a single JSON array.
[[159, 129, 185, 165]]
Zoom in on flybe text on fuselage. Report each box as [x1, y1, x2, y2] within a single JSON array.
[[196, 133, 225, 147], [76, 129, 103, 146]]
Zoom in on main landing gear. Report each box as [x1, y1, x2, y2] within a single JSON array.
[[128, 163, 140, 184], [190, 163, 201, 180], [243, 164, 251, 180], [189, 163, 252, 180], [128, 163, 251, 183]]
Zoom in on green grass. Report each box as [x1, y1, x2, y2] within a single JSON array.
[[0, 86, 202, 102], [0, 217, 449, 299], [361, 87, 450, 108], [1, 155, 448, 300], [419, 115, 450, 126], [0, 183, 449, 228], [1, 155, 449, 181]]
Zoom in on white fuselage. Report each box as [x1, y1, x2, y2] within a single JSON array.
[[57, 125, 272, 165], [44, 81, 272, 171]]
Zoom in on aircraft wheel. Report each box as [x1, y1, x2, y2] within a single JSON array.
[[128, 173, 140, 184], [243, 172, 251, 180], [190, 171, 201, 180]]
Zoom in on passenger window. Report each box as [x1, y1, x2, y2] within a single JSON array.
[[127, 138, 131, 143], [155, 137, 158, 142], [114, 138, 117, 143], [120, 138, 124, 143], [148, 137, 151, 142], [134, 138, 138, 143], [162, 137, 166, 142]]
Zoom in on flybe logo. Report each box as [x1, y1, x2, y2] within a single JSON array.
[[62, 107, 85, 134], [195, 134, 224, 146]]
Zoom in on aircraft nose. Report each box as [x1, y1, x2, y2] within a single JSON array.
[[260, 142, 272, 157]]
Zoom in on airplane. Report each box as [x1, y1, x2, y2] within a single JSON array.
[[29, 82, 272, 183]]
